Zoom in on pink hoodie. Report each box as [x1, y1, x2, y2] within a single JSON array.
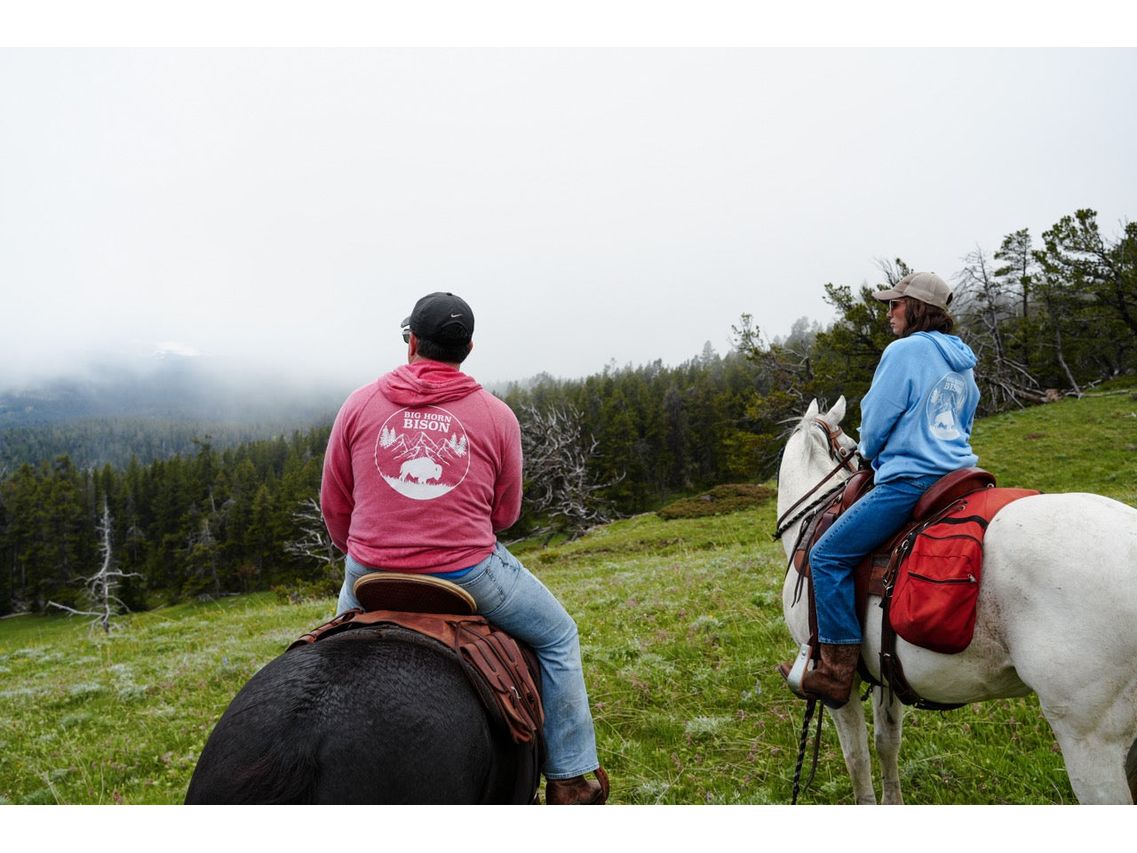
[[321, 360, 523, 573]]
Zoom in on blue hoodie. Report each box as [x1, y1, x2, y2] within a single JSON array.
[[857, 331, 980, 484]]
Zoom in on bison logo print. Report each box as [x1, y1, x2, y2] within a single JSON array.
[[925, 372, 968, 441], [374, 405, 471, 500]]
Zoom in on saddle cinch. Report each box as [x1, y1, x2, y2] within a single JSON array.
[[790, 467, 1039, 709], [288, 573, 545, 801]]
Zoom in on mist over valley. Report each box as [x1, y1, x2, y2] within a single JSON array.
[[0, 353, 353, 471]]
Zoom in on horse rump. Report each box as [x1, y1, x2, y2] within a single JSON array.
[[185, 629, 521, 804]]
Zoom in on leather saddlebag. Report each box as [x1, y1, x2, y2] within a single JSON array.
[[889, 487, 1037, 654]]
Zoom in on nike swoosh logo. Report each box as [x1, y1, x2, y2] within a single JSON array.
[[450, 313, 463, 318]]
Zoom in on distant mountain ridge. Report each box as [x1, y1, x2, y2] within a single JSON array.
[[0, 357, 351, 472], [0, 357, 347, 427]]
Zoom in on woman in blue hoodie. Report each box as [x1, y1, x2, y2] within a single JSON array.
[[780, 272, 980, 708]]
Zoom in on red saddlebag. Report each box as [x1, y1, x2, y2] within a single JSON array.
[[889, 487, 1038, 654]]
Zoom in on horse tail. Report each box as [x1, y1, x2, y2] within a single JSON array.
[[187, 739, 321, 804], [1126, 735, 1137, 803]]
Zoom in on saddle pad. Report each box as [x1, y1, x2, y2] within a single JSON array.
[[289, 608, 544, 745], [889, 487, 1038, 653]]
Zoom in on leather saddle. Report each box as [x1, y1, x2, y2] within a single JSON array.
[[790, 467, 999, 709], [288, 572, 545, 801], [853, 467, 997, 611], [354, 571, 479, 616], [791, 470, 996, 595]]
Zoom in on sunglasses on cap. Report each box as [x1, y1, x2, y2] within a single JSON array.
[[401, 325, 411, 344]]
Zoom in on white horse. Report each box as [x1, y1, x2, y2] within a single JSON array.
[[778, 397, 1137, 804]]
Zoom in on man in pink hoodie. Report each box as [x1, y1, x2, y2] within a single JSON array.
[[321, 292, 607, 805]]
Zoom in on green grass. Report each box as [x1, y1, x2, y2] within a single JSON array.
[[0, 594, 331, 805], [970, 380, 1137, 504], [2, 387, 1134, 805]]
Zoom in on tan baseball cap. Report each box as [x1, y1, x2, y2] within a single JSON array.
[[871, 271, 953, 310]]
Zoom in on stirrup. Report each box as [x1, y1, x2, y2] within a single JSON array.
[[780, 643, 814, 700]]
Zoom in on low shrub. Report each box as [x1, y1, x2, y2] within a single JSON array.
[[656, 484, 774, 520]]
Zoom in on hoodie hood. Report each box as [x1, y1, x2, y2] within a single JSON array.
[[378, 360, 482, 407], [914, 331, 977, 372]]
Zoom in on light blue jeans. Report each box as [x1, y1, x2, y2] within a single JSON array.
[[810, 474, 941, 644], [338, 542, 600, 780]]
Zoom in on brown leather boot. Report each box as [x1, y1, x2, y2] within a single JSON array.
[[778, 643, 861, 709], [545, 766, 609, 805]]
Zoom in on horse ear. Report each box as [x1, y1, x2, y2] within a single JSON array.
[[824, 396, 847, 426], [805, 399, 820, 420]]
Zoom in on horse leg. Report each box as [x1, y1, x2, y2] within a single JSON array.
[[1043, 725, 1134, 805], [828, 697, 877, 804], [1000, 611, 1137, 803], [871, 687, 905, 805], [1029, 677, 1136, 804]]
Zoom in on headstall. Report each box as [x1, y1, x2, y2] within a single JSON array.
[[772, 419, 862, 541]]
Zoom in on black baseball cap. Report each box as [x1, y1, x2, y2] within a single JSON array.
[[402, 292, 475, 343]]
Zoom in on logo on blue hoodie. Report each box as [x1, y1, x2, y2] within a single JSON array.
[[926, 372, 968, 440]]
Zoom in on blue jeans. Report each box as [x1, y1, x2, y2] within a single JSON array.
[[810, 474, 941, 645], [338, 543, 600, 780]]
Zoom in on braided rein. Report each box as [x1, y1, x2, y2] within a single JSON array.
[[771, 419, 862, 542]]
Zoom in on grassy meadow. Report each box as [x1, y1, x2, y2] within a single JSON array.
[[2, 383, 1135, 805]]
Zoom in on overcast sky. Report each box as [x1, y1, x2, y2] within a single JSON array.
[[2, 44, 1135, 391]]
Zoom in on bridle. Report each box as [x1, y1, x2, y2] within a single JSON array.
[[772, 418, 862, 542], [772, 417, 864, 804]]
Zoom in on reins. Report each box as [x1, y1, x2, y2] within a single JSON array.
[[791, 698, 825, 804], [772, 478, 846, 543], [772, 419, 861, 541], [775, 416, 861, 804]]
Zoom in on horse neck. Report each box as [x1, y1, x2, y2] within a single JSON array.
[[775, 435, 851, 561]]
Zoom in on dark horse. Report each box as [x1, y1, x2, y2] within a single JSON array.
[[185, 626, 534, 804]]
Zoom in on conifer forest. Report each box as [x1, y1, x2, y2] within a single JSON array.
[[1, 208, 1134, 616]]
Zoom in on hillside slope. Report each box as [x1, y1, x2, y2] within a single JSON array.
[[1, 388, 1133, 804]]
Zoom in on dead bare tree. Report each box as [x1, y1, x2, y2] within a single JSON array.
[[185, 512, 222, 598], [277, 495, 344, 601], [875, 257, 913, 287], [284, 496, 342, 570], [48, 498, 139, 633], [955, 246, 1045, 411], [518, 403, 622, 542], [1039, 282, 1085, 398]]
